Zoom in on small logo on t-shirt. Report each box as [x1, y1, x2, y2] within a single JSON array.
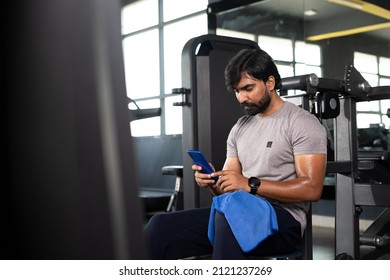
[[266, 141, 273, 148]]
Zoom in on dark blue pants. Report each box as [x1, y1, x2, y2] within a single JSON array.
[[144, 205, 301, 260]]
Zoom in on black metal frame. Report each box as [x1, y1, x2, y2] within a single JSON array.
[[282, 65, 390, 259]]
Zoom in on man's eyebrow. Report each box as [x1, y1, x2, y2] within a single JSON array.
[[236, 83, 255, 91]]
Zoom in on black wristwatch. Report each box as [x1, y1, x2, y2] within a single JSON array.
[[248, 177, 261, 195]]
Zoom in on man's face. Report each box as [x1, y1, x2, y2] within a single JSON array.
[[233, 73, 272, 116]]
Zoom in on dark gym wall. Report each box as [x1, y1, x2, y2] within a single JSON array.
[[133, 135, 182, 191], [321, 33, 390, 80]]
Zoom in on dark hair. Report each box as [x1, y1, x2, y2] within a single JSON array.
[[224, 48, 281, 93]]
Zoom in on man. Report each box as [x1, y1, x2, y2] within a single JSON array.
[[144, 48, 327, 259]]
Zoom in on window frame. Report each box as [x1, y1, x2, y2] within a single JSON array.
[[121, 0, 208, 137], [354, 51, 390, 129]]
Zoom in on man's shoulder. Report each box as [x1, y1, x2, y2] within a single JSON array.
[[282, 101, 325, 132], [283, 101, 317, 120], [283, 101, 307, 113]]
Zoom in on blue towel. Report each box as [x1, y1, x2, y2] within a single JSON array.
[[208, 190, 279, 252]]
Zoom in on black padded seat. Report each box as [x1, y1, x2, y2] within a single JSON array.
[[139, 189, 171, 215], [162, 165, 183, 177]]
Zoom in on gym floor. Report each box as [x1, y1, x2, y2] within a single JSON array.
[[312, 225, 390, 260], [312, 226, 335, 259]]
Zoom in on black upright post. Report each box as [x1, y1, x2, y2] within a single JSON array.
[[334, 97, 360, 259]]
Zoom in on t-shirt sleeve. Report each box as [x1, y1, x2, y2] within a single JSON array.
[[226, 123, 239, 158], [291, 114, 328, 156]]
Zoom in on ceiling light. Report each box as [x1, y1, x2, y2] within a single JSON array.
[[306, 22, 390, 41], [304, 9, 318, 16], [329, 0, 390, 20]]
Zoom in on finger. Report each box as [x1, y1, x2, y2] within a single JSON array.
[[195, 173, 217, 186], [195, 175, 216, 188], [218, 179, 229, 190], [192, 164, 202, 171], [212, 170, 232, 177], [195, 171, 211, 179], [215, 176, 224, 187], [211, 171, 222, 177]]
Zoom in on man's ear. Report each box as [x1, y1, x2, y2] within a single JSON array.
[[266, 76, 276, 91]]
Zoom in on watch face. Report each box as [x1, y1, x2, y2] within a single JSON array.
[[249, 177, 260, 187]]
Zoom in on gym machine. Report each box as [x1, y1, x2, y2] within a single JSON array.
[[280, 66, 390, 260]]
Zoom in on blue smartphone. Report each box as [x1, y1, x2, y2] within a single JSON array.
[[187, 149, 218, 182]]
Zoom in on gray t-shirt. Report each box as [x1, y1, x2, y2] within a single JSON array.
[[226, 101, 327, 234]]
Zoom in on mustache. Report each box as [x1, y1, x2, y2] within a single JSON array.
[[241, 102, 258, 108]]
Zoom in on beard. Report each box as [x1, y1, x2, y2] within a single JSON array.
[[241, 90, 272, 116]]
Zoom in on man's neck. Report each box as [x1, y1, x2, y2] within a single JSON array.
[[259, 92, 284, 118]]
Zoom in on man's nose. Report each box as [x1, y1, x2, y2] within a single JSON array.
[[236, 91, 248, 103]]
